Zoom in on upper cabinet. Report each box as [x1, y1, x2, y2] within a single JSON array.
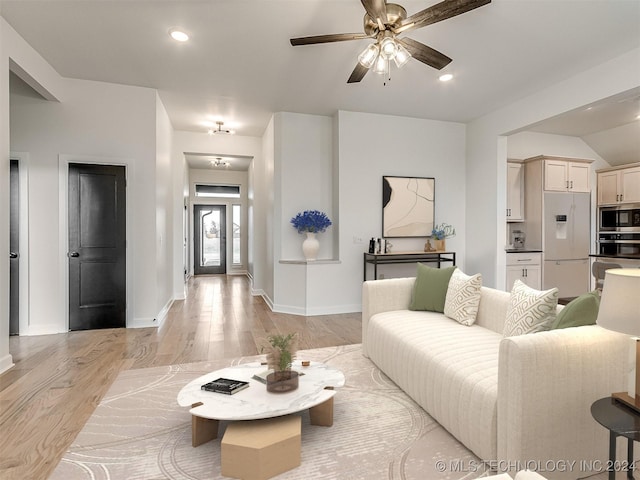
[[506, 161, 524, 222], [597, 163, 640, 205], [542, 158, 591, 193]]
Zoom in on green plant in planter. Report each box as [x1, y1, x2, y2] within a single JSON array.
[[265, 333, 298, 373]]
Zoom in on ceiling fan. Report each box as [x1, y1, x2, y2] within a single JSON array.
[[290, 0, 491, 83]]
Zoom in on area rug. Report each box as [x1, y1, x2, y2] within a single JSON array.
[[50, 344, 489, 480]]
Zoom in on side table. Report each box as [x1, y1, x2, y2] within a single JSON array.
[[591, 396, 640, 480]]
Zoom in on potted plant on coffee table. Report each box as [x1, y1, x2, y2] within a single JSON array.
[[264, 333, 299, 393]]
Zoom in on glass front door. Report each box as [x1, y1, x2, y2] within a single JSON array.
[[194, 205, 226, 275]]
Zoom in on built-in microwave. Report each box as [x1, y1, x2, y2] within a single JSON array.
[[598, 232, 640, 257], [599, 204, 640, 232]]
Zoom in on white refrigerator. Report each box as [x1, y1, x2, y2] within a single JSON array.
[[542, 192, 591, 298]]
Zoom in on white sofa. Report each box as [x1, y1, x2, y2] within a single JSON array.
[[362, 277, 628, 479]]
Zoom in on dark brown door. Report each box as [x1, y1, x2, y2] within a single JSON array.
[[194, 205, 226, 275], [9, 160, 19, 335], [68, 163, 126, 330]]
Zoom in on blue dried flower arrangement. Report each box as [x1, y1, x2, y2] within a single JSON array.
[[431, 223, 456, 240], [290, 210, 332, 234]]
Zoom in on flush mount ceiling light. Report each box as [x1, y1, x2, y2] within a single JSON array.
[[290, 0, 491, 84], [207, 121, 235, 135], [439, 73, 454, 82], [169, 28, 189, 42], [211, 157, 230, 168]]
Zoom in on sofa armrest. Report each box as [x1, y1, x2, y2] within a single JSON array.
[[497, 325, 627, 479], [361, 278, 415, 357]]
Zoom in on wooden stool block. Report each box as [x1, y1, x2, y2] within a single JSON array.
[[221, 416, 301, 480]]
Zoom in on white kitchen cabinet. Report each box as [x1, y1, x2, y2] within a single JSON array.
[[544, 158, 590, 193], [598, 164, 640, 205], [506, 162, 524, 221], [506, 252, 542, 290]]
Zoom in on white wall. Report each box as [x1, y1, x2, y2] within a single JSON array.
[[466, 47, 640, 289], [254, 118, 275, 303], [275, 112, 335, 261], [264, 111, 466, 315], [155, 94, 174, 321], [1, 17, 64, 370], [10, 76, 162, 332], [335, 111, 467, 309]]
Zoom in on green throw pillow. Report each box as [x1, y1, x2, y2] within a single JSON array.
[[550, 290, 600, 329], [409, 263, 457, 313]]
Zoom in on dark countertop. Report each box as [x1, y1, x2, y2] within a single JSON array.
[[505, 249, 543, 253]]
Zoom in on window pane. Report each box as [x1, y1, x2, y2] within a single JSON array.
[[200, 209, 221, 267], [195, 184, 240, 198], [233, 204, 241, 265]]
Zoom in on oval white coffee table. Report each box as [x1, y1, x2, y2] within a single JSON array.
[[177, 360, 345, 446]]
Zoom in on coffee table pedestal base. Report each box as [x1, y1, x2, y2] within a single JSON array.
[[221, 416, 301, 480], [192, 402, 219, 447], [309, 393, 334, 427]]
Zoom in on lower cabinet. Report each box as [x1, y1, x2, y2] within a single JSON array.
[[506, 252, 542, 291]]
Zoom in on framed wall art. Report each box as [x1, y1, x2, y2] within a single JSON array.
[[382, 176, 435, 237]]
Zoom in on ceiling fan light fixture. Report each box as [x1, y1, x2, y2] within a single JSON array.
[[373, 55, 389, 75], [358, 44, 379, 69], [379, 36, 398, 60], [393, 43, 411, 68]]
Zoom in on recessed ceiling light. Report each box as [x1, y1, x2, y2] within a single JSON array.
[[439, 73, 453, 82], [169, 28, 189, 42], [636, 114, 640, 120]]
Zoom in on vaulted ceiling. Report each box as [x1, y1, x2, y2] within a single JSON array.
[[2, 0, 639, 164]]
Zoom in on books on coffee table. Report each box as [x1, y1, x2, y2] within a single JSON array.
[[201, 378, 249, 395]]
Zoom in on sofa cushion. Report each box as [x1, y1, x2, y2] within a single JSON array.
[[503, 280, 558, 337], [444, 269, 482, 326], [366, 309, 501, 460], [409, 264, 456, 313], [550, 290, 600, 329]]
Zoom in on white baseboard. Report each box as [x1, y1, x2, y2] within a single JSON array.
[[156, 298, 174, 328], [0, 354, 14, 375], [227, 270, 248, 276], [272, 303, 362, 316], [24, 324, 66, 336], [128, 317, 160, 328]]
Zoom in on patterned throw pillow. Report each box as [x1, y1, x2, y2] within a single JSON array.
[[444, 269, 482, 326], [503, 280, 558, 337]]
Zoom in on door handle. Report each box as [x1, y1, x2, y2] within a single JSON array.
[[9, 252, 18, 259], [68, 251, 80, 258]]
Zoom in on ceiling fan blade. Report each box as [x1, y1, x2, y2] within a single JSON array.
[[347, 63, 370, 83], [360, 0, 388, 27], [290, 33, 370, 46], [398, 0, 491, 34], [397, 37, 452, 70]]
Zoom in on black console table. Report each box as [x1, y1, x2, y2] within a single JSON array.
[[363, 251, 456, 281]]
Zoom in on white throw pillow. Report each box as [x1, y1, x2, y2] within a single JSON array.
[[503, 279, 558, 337], [444, 268, 482, 326]]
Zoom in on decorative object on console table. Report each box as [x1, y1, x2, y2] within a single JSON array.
[[596, 269, 640, 413], [264, 333, 299, 393], [431, 223, 456, 251], [290, 210, 332, 261], [382, 176, 435, 237]]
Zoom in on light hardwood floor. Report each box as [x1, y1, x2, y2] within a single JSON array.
[[0, 275, 362, 480]]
